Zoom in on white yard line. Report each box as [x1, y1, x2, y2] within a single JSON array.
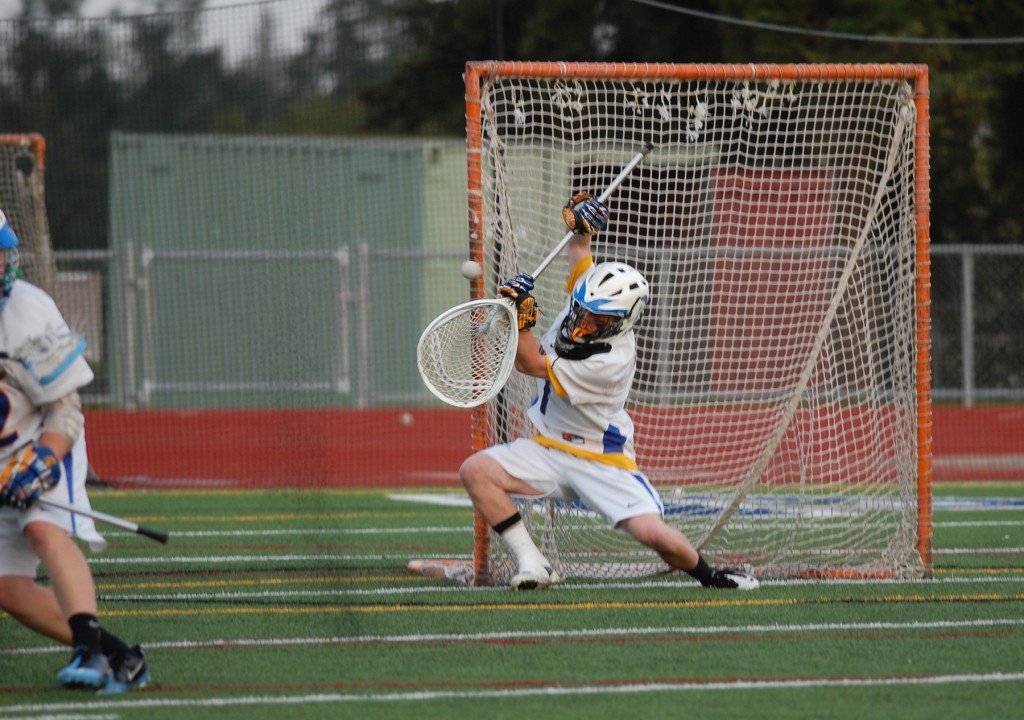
[[135, 526, 471, 537], [0, 671, 1022, 713], [5, 617, 1023, 655], [67, 573, 1024, 602], [84, 553, 469, 564]]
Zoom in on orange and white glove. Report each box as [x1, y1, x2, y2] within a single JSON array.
[[498, 273, 538, 331], [562, 192, 610, 236], [0, 444, 60, 510]]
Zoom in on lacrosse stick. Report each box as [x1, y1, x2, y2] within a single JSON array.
[[38, 495, 170, 544], [417, 141, 654, 408]]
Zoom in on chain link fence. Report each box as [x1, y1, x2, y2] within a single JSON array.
[[56, 244, 1024, 410]]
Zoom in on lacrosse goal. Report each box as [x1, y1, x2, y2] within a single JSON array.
[[0, 134, 58, 294], [465, 62, 931, 583]]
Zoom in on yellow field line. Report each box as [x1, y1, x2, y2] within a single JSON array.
[[60, 592, 1024, 619]]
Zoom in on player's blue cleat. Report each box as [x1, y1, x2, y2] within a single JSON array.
[[101, 645, 150, 695], [57, 647, 112, 690]]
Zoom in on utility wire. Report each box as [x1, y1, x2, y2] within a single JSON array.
[[630, 0, 1024, 46]]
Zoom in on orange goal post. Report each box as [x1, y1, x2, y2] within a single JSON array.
[[463, 62, 932, 585]]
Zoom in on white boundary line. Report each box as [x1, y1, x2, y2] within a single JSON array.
[[6, 617, 1023, 655], [114, 528, 473, 536], [94, 519, 1022, 538], [83, 553, 471, 564], [93, 519, 1023, 538], [72, 573, 1024, 602], [0, 672, 1022, 713], [82, 550, 1024, 566]]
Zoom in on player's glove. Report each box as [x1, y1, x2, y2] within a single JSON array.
[[498, 273, 534, 305], [498, 273, 539, 331], [0, 444, 61, 511], [562, 192, 610, 236]]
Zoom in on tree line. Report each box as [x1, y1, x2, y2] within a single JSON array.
[[0, 0, 1022, 249]]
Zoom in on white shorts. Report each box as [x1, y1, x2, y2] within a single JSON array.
[[482, 438, 664, 527], [0, 434, 106, 577]]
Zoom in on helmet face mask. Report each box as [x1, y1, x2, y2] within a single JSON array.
[[565, 303, 622, 344], [557, 262, 650, 348]]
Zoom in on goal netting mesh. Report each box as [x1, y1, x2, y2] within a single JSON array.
[[467, 63, 931, 583], [0, 134, 58, 294]]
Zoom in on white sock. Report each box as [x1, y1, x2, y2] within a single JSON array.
[[500, 522, 549, 571]]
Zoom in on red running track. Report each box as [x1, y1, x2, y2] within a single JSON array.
[[84, 405, 1023, 488]]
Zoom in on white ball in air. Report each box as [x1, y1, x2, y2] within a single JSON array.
[[460, 260, 483, 279]]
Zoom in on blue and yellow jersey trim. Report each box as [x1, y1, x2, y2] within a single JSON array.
[[545, 254, 593, 396], [545, 356, 568, 396], [531, 435, 639, 471]]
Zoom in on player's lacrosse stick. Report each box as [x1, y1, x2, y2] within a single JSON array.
[[417, 141, 654, 408], [38, 495, 170, 544]]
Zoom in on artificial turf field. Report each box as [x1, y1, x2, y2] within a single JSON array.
[[1, 482, 1022, 719]]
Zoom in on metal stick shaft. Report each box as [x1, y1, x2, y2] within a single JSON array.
[[38, 495, 169, 544], [529, 141, 654, 280]]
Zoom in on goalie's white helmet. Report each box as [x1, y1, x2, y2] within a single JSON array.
[[0, 210, 20, 311], [560, 261, 650, 345]]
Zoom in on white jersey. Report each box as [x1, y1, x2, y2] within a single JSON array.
[[526, 288, 639, 471], [0, 280, 104, 562], [0, 281, 94, 459]]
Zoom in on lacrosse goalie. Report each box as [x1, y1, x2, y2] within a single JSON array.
[[0, 209, 149, 693], [459, 193, 759, 591]]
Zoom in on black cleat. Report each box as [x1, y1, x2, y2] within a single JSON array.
[[101, 645, 151, 694], [705, 568, 759, 590]]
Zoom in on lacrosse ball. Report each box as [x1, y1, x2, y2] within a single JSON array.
[[460, 260, 483, 279]]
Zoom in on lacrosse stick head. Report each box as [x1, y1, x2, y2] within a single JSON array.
[[417, 298, 519, 408]]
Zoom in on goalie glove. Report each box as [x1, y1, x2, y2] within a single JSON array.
[[562, 192, 610, 236], [498, 273, 539, 331], [513, 295, 538, 331], [498, 273, 534, 304], [0, 444, 61, 511]]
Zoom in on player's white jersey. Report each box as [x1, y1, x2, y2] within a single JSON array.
[[0, 281, 94, 460], [527, 296, 639, 470]]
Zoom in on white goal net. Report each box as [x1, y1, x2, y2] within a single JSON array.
[[0, 134, 58, 294], [466, 63, 932, 583]]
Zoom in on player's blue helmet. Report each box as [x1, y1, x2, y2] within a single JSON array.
[[0, 209, 20, 311], [560, 261, 650, 345]]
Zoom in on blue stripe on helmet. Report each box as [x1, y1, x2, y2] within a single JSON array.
[[574, 280, 628, 316], [0, 218, 18, 249]]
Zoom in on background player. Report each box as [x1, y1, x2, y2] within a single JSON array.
[[459, 193, 759, 591], [0, 209, 150, 693]]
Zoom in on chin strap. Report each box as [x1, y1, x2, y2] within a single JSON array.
[[553, 333, 611, 360]]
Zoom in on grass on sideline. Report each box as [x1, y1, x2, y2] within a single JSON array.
[[0, 482, 1022, 720]]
